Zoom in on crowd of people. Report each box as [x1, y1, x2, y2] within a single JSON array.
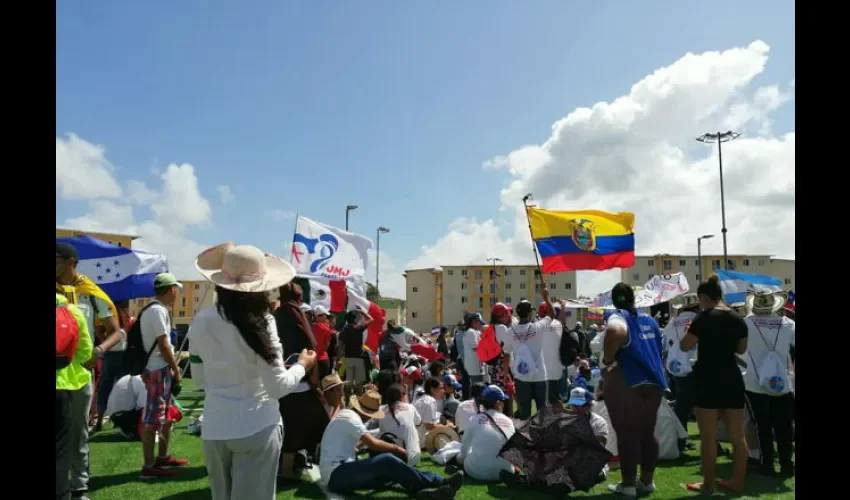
[[56, 239, 796, 500]]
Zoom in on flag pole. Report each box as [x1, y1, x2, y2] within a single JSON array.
[[522, 194, 545, 287], [289, 213, 300, 264]]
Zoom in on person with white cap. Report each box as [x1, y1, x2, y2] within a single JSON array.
[[188, 243, 317, 500], [457, 385, 517, 482], [311, 305, 334, 378]]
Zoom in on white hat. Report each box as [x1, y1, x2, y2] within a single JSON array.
[[299, 303, 313, 313], [313, 305, 330, 316], [195, 242, 295, 293], [745, 287, 788, 316]]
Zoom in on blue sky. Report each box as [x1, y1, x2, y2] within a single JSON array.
[[57, 1, 795, 298]]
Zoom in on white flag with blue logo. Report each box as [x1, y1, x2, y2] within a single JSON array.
[[715, 269, 783, 305], [290, 216, 373, 280], [57, 235, 169, 302]]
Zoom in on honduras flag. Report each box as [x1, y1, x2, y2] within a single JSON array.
[[715, 269, 783, 305], [56, 235, 169, 302]]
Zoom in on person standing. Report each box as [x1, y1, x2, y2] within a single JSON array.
[[742, 288, 796, 477], [339, 308, 373, 383], [663, 297, 700, 453], [57, 293, 94, 500], [601, 283, 667, 498], [679, 276, 749, 494], [56, 242, 121, 500], [461, 312, 486, 389]]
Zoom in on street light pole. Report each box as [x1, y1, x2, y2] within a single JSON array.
[[376, 226, 390, 297], [486, 257, 502, 303], [345, 205, 358, 231], [697, 234, 715, 282], [696, 131, 740, 270]]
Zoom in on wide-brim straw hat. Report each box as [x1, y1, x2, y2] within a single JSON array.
[[195, 242, 295, 293], [425, 427, 460, 453], [349, 390, 385, 419], [745, 287, 788, 316]]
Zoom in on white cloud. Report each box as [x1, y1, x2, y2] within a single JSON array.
[[217, 185, 235, 204], [405, 40, 795, 298], [59, 135, 213, 281], [56, 133, 123, 200], [267, 209, 296, 222]]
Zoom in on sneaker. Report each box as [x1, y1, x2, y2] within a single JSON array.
[[141, 465, 179, 479], [446, 471, 464, 493], [444, 463, 461, 475], [637, 480, 656, 494], [155, 455, 189, 467], [608, 483, 637, 497]]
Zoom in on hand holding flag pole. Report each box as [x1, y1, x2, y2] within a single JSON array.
[[522, 193, 546, 287]]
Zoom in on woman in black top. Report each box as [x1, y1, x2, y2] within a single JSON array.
[[680, 275, 748, 494]]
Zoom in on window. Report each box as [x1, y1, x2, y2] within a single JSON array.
[[535, 284, 540, 292], [534, 270, 541, 277], [679, 259, 687, 266], [181, 298, 186, 307], [195, 297, 199, 303], [490, 269, 497, 279], [505, 296, 512, 304], [548, 283, 556, 290], [549, 273, 557, 277], [520, 283, 526, 290], [474, 270, 483, 280], [178, 311, 185, 318], [632, 273, 640, 281], [519, 269, 526, 276], [647, 259, 654, 266], [758, 259, 766, 266], [784, 278, 792, 285], [461, 297, 468, 304], [564, 283, 572, 290], [490, 297, 496, 306], [461, 269, 468, 276], [117, 242, 123, 247], [663, 260, 672, 271], [447, 270, 454, 276], [461, 283, 467, 290], [194, 284, 200, 290], [743, 259, 750, 266], [711, 259, 721, 269], [476, 284, 484, 293], [696, 274, 701, 282], [505, 283, 512, 290], [504, 269, 511, 276], [489, 284, 496, 293], [412, 312, 418, 319], [727, 260, 737, 270], [412, 286, 418, 293], [695, 259, 700, 266], [477, 297, 484, 308]]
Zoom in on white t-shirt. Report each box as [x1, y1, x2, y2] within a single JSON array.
[[454, 398, 480, 435], [74, 293, 114, 344], [663, 312, 698, 363], [319, 409, 367, 485], [377, 402, 422, 466], [743, 314, 796, 395], [462, 328, 484, 376], [588, 411, 609, 441], [140, 303, 173, 371], [104, 374, 146, 416], [539, 318, 564, 381], [413, 394, 441, 446], [459, 409, 516, 481], [499, 319, 553, 382]]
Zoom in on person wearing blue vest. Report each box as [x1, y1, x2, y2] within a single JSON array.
[[601, 283, 667, 498]]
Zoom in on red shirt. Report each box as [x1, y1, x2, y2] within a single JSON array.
[[312, 322, 333, 361]]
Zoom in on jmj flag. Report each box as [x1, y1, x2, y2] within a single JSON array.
[[290, 216, 373, 280]]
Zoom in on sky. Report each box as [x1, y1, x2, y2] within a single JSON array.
[[57, 1, 795, 300]]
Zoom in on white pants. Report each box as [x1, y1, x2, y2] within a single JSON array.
[[203, 424, 283, 500]]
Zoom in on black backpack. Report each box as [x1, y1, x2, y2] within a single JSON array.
[[124, 301, 162, 375]]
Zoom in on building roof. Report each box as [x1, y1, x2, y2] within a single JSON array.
[[56, 227, 140, 240]]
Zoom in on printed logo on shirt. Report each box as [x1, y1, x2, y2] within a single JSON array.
[[477, 414, 513, 429], [511, 325, 537, 343], [749, 317, 783, 328], [668, 358, 683, 375], [767, 376, 785, 392]]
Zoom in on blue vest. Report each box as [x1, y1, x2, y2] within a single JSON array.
[[613, 309, 668, 389]]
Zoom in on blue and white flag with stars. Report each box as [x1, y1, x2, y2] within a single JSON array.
[[56, 235, 169, 302]]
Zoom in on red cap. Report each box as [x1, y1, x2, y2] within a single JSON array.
[[538, 302, 551, 317], [492, 302, 509, 317]]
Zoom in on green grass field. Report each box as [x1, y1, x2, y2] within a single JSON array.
[[88, 380, 794, 499]]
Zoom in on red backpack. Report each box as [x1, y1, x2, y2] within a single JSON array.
[[57, 304, 80, 370]]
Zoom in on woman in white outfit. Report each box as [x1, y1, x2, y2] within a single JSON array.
[[458, 385, 517, 482], [188, 243, 317, 500], [376, 384, 422, 466]]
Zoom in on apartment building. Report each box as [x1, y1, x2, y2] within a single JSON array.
[[130, 280, 216, 327], [620, 254, 795, 290], [405, 265, 577, 333], [56, 227, 138, 249]]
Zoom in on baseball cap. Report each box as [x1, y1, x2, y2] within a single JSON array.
[[313, 305, 330, 316], [153, 272, 183, 289], [567, 387, 590, 406], [56, 242, 79, 260], [480, 385, 510, 404], [538, 302, 551, 317], [464, 312, 485, 324], [491, 302, 509, 317], [442, 374, 462, 391]]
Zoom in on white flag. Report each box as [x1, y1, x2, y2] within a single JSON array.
[[346, 276, 370, 311], [290, 216, 373, 280], [309, 279, 332, 310]]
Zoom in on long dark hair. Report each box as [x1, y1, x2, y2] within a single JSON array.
[[697, 274, 723, 302], [215, 286, 276, 364], [611, 283, 638, 317], [385, 384, 405, 427], [424, 377, 442, 397], [470, 382, 486, 413]]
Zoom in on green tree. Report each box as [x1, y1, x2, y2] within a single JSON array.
[[366, 282, 380, 301]]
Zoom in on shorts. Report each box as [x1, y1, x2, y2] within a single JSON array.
[[141, 366, 172, 431]]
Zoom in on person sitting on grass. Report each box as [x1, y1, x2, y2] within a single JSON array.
[[457, 385, 518, 482], [318, 375, 464, 499]]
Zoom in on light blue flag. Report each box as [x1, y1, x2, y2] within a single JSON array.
[[56, 235, 169, 302], [715, 269, 782, 305]]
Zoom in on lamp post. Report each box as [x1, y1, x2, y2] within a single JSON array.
[[376, 226, 390, 297], [697, 234, 715, 282], [696, 131, 740, 270], [345, 205, 358, 231], [486, 257, 502, 304]]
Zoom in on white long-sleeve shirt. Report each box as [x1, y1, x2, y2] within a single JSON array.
[[188, 307, 305, 441], [458, 409, 516, 481]]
